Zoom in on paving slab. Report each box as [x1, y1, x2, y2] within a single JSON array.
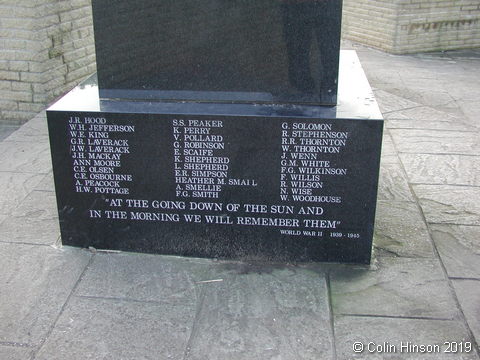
[[0, 190, 59, 245], [0, 345, 34, 360], [373, 89, 421, 113], [380, 132, 397, 157], [390, 129, 480, 155], [383, 105, 459, 122], [413, 185, 480, 225], [33, 172, 55, 192], [383, 111, 410, 121], [9, 189, 57, 218], [0, 216, 59, 246], [377, 157, 415, 202], [358, 47, 479, 121], [0, 244, 91, 346], [437, 75, 480, 103], [385, 106, 474, 132], [400, 154, 480, 186], [330, 257, 459, 319], [184, 266, 333, 360], [366, 69, 408, 93], [0, 139, 51, 173], [430, 224, 480, 279], [35, 296, 195, 360], [452, 280, 480, 346], [38, 254, 334, 360], [0, 125, 20, 141], [335, 315, 479, 360], [0, 172, 45, 216], [404, 89, 459, 114], [373, 201, 435, 258], [458, 99, 480, 130], [3, 112, 48, 142], [76, 252, 214, 301]]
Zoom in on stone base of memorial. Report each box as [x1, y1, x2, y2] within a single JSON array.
[[47, 51, 383, 264]]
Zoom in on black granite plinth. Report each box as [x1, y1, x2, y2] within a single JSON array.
[[47, 51, 382, 264], [92, 0, 342, 105]]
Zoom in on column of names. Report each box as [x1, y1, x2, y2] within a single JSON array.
[[172, 119, 229, 199], [280, 121, 348, 204], [68, 116, 135, 195]]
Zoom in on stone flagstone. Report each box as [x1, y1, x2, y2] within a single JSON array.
[[429, 224, 480, 279], [0, 190, 59, 245], [373, 201, 434, 258], [390, 129, 480, 155], [0, 172, 45, 216], [0, 244, 91, 346], [452, 280, 480, 346], [184, 266, 333, 360], [330, 257, 460, 319], [413, 185, 480, 225], [400, 154, 480, 186], [35, 296, 196, 360], [335, 316, 479, 360]]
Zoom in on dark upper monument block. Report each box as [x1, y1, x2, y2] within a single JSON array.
[[92, 0, 343, 105]]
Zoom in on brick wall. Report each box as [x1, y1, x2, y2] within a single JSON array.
[[342, 0, 399, 51], [0, 0, 96, 125], [343, 0, 480, 54]]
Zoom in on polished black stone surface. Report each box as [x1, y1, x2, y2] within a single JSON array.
[[47, 51, 382, 264], [92, 0, 343, 105]]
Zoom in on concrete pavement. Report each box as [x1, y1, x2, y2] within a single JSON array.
[[0, 42, 479, 359]]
